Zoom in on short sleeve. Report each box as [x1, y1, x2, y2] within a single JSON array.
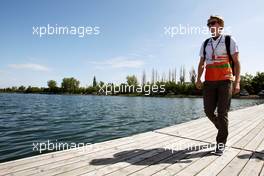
[[230, 36, 239, 55], [199, 41, 204, 57]]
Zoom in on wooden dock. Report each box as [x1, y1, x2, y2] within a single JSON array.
[[0, 104, 264, 176]]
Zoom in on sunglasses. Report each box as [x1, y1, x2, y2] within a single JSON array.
[[207, 21, 218, 27]]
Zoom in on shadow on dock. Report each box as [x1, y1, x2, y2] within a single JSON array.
[[237, 150, 264, 161], [90, 144, 216, 165]]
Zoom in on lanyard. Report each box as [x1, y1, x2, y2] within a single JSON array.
[[211, 35, 222, 60]]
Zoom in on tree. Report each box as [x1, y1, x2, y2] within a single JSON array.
[[25, 86, 41, 93], [47, 80, 57, 89], [189, 67, 197, 84], [155, 69, 158, 82], [47, 80, 58, 93], [18, 86, 26, 92], [161, 72, 166, 82], [251, 72, 264, 94], [240, 73, 254, 94], [180, 65, 186, 84], [171, 68, 177, 83], [169, 69, 171, 82], [99, 81, 104, 87], [151, 68, 155, 84], [142, 70, 146, 86], [92, 76, 97, 87], [11, 86, 18, 92], [86, 86, 97, 94], [126, 75, 138, 86], [174, 68, 177, 83], [61, 77, 80, 93]]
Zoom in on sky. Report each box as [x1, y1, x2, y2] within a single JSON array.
[[0, 0, 264, 88]]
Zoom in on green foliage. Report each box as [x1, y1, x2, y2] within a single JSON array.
[[189, 67, 197, 84], [240, 72, 264, 94], [47, 80, 60, 93], [240, 73, 254, 94], [61, 77, 80, 94], [47, 80, 57, 89], [1, 72, 263, 96], [126, 75, 138, 86], [92, 76, 97, 87], [251, 72, 264, 94], [86, 86, 98, 94], [25, 86, 42, 93], [18, 86, 26, 92]]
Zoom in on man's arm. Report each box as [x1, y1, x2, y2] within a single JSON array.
[[232, 52, 241, 94], [195, 57, 205, 89]]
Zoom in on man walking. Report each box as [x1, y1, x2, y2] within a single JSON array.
[[196, 15, 241, 155]]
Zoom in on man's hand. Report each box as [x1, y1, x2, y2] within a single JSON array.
[[233, 81, 240, 94], [196, 57, 205, 90], [195, 79, 203, 90]]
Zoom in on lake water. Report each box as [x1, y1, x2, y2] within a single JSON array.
[[0, 93, 263, 162]]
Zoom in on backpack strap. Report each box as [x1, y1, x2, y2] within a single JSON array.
[[225, 35, 235, 75], [203, 38, 210, 61]]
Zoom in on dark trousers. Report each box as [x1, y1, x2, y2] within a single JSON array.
[[203, 80, 233, 144]]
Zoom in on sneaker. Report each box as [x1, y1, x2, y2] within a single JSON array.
[[213, 143, 225, 156], [214, 148, 224, 156]]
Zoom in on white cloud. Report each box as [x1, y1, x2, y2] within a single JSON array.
[[8, 63, 50, 71], [88, 57, 144, 69]]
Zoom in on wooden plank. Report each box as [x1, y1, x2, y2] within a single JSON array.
[[150, 116, 260, 176], [129, 142, 213, 176], [158, 102, 259, 133], [87, 140, 206, 176], [260, 164, 264, 176], [243, 122, 264, 151], [226, 117, 264, 147], [2, 118, 219, 176], [55, 138, 198, 176], [223, 109, 262, 147], [53, 121, 221, 176], [239, 152, 264, 176], [79, 126, 223, 175], [173, 152, 219, 176], [130, 144, 213, 176], [256, 138, 264, 153], [155, 103, 262, 134], [167, 110, 255, 144], [0, 131, 156, 167], [232, 119, 264, 149], [76, 119, 237, 176], [195, 148, 241, 176], [78, 115, 254, 176], [154, 117, 207, 133], [0, 133, 174, 175], [217, 150, 252, 176], [205, 118, 257, 144]]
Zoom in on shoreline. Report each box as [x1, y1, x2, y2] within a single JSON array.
[[0, 92, 263, 99]]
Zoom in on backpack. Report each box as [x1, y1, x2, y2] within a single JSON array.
[[203, 35, 235, 76]]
